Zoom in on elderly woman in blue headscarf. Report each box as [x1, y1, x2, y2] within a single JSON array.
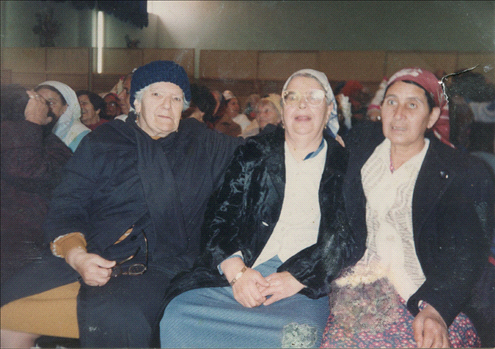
[[35, 81, 90, 152], [159, 69, 361, 348], [1, 61, 243, 348]]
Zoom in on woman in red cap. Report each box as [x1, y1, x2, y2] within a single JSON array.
[[321, 68, 494, 348]]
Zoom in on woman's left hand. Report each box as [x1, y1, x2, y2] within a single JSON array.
[[412, 304, 450, 348], [260, 271, 306, 306]]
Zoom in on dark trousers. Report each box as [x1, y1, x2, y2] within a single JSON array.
[[77, 267, 171, 348], [2, 251, 173, 348]]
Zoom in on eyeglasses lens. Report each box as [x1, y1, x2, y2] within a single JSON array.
[[128, 264, 147, 275], [283, 90, 325, 106]]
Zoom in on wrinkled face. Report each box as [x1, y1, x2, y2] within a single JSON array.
[[104, 94, 121, 117], [255, 101, 280, 129], [226, 98, 240, 116], [381, 81, 440, 150], [37, 88, 67, 119], [118, 75, 132, 115], [133, 82, 184, 138], [78, 94, 99, 125], [282, 76, 331, 140]]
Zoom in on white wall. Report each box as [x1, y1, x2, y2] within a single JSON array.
[[3, 1, 494, 52], [144, 1, 494, 52]]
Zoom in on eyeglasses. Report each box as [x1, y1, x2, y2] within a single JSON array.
[[106, 102, 118, 107], [111, 232, 148, 277], [282, 89, 326, 107]]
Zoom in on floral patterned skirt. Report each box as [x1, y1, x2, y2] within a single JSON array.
[[321, 293, 480, 348]]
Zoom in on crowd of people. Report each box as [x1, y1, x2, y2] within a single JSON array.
[[0, 60, 494, 349]]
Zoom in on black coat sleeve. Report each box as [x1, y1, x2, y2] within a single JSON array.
[[201, 142, 255, 270], [42, 133, 102, 244], [407, 155, 494, 326]]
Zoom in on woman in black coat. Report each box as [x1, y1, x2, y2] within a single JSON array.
[[160, 69, 362, 348], [1, 61, 243, 348], [321, 68, 494, 348]]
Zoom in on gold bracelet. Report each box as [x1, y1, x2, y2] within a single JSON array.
[[229, 266, 247, 286]]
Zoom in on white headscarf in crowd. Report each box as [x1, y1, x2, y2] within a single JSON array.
[[37, 81, 90, 151], [282, 69, 339, 137]]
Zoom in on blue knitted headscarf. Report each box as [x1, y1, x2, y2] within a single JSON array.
[[130, 60, 191, 109]]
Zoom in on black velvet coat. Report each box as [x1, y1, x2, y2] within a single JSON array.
[[343, 121, 494, 327], [163, 126, 365, 305]]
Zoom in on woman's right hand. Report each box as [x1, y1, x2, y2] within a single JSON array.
[[24, 90, 52, 126], [65, 247, 116, 287], [231, 268, 270, 308], [412, 304, 450, 348], [221, 257, 270, 308]]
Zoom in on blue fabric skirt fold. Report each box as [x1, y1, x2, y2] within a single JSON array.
[[160, 256, 329, 348]]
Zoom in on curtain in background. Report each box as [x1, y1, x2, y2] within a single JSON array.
[[52, 0, 148, 28]]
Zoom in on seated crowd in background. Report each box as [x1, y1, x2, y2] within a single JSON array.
[[102, 92, 122, 120], [0, 60, 494, 349], [241, 93, 282, 138], [447, 71, 495, 154]]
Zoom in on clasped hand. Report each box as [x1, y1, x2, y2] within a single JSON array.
[[227, 265, 305, 308], [66, 248, 116, 287], [221, 257, 306, 308]]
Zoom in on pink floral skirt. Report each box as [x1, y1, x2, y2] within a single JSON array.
[[321, 296, 480, 348]]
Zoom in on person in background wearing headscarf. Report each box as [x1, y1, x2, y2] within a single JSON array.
[[1, 84, 72, 284], [0, 60, 243, 348], [159, 69, 361, 348], [115, 71, 134, 121], [34, 81, 90, 152], [98, 70, 135, 122], [211, 90, 244, 137], [220, 90, 252, 131], [321, 67, 493, 348]]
